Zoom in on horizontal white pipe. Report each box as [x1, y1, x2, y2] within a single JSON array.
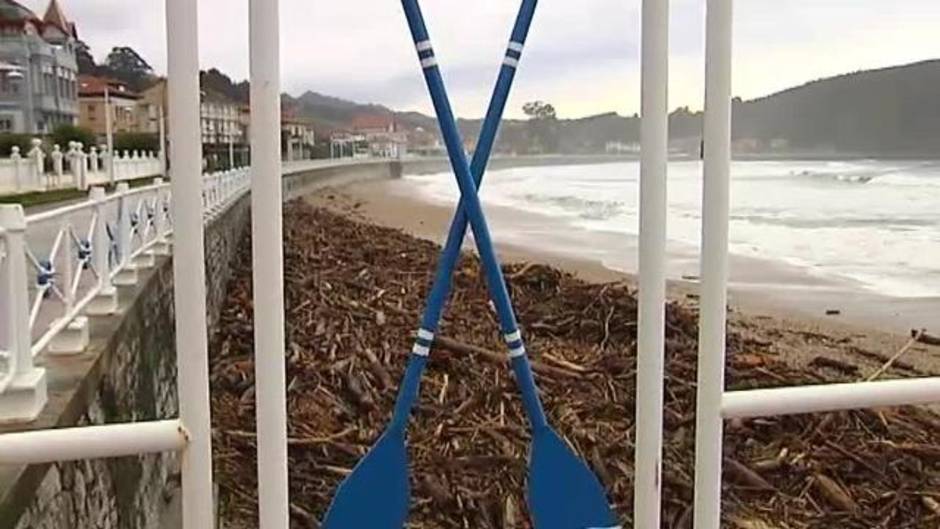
[[27, 200, 97, 224], [723, 377, 940, 419], [0, 419, 187, 465], [121, 183, 168, 198], [30, 284, 102, 357]]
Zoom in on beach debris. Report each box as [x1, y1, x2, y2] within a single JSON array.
[[810, 356, 859, 375], [914, 329, 940, 347], [866, 329, 925, 381], [825, 309, 841, 316], [210, 201, 940, 529], [813, 473, 858, 513]]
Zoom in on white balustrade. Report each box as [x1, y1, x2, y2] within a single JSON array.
[[50, 144, 64, 189], [0, 141, 171, 195], [0, 168, 249, 422], [28, 139, 44, 191]]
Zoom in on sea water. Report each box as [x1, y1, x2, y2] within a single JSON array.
[[405, 160, 940, 298]]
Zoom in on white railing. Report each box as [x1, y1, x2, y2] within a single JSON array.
[[0, 1, 227, 527], [691, 2, 940, 528], [0, 140, 165, 195], [0, 167, 249, 422]]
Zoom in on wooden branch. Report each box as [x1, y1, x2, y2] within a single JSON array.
[[866, 330, 924, 382], [433, 335, 584, 380]]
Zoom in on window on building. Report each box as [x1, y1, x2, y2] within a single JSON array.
[[0, 117, 13, 132]]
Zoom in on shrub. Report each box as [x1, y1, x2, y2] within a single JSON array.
[[114, 132, 159, 153], [0, 134, 34, 156], [50, 124, 96, 150]]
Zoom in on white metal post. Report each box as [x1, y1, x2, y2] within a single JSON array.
[[47, 215, 89, 356], [250, 0, 290, 526], [166, 0, 215, 527], [694, 0, 733, 528], [0, 205, 48, 422], [117, 183, 131, 267], [634, 0, 669, 526], [86, 187, 118, 315], [159, 106, 167, 176], [61, 221, 74, 315], [152, 178, 170, 256], [113, 182, 138, 286], [106, 87, 115, 185], [0, 228, 14, 393]]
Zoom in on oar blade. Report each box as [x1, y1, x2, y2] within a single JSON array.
[[322, 431, 410, 529], [528, 429, 620, 529]]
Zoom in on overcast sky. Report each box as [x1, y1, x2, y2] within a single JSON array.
[[22, 0, 940, 119]]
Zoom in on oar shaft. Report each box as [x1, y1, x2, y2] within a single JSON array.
[[400, 0, 549, 430], [391, 0, 538, 431], [421, 1, 537, 333]]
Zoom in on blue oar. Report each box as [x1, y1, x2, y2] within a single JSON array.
[[322, 4, 537, 528], [323, 1, 619, 528], [398, 4, 620, 528]]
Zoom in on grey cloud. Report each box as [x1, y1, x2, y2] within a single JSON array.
[[19, 0, 940, 118]]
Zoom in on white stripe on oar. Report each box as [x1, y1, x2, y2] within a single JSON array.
[[421, 57, 438, 69], [503, 330, 522, 343], [507, 41, 524, 52], [412, 344, 430, 356], [509, 345, 526, 358], [503, 57, 519, 68], [417, 328, 434, 341], [415, 40, 433, 52]]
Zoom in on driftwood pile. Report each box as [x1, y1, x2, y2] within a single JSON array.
[[210, 201, 940, 528]]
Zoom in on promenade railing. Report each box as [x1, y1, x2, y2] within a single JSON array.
[[0, 141, 165, 196], [0, 167, 249, 422]]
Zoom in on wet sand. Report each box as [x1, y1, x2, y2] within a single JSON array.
[[305, 178, 940, 376]]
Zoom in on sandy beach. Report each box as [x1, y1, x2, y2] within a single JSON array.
[[306, 178, 940, 375]]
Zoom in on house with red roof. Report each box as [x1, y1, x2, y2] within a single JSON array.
[[350, 112, 408, 158], [77, 75, 140, 138]]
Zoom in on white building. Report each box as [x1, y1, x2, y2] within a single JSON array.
[[201, 89, 243, 146], [0, 0, 79, 133]]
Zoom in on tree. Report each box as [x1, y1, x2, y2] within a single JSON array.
[[522, 100, 559, 153], [523, 101, 557, 121], [201, 68, 250, 104], [103, 46, 154, 90], [76, 40, 97, 75]]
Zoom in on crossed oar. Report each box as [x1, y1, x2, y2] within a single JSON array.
[[323, 1, 619, 527]]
